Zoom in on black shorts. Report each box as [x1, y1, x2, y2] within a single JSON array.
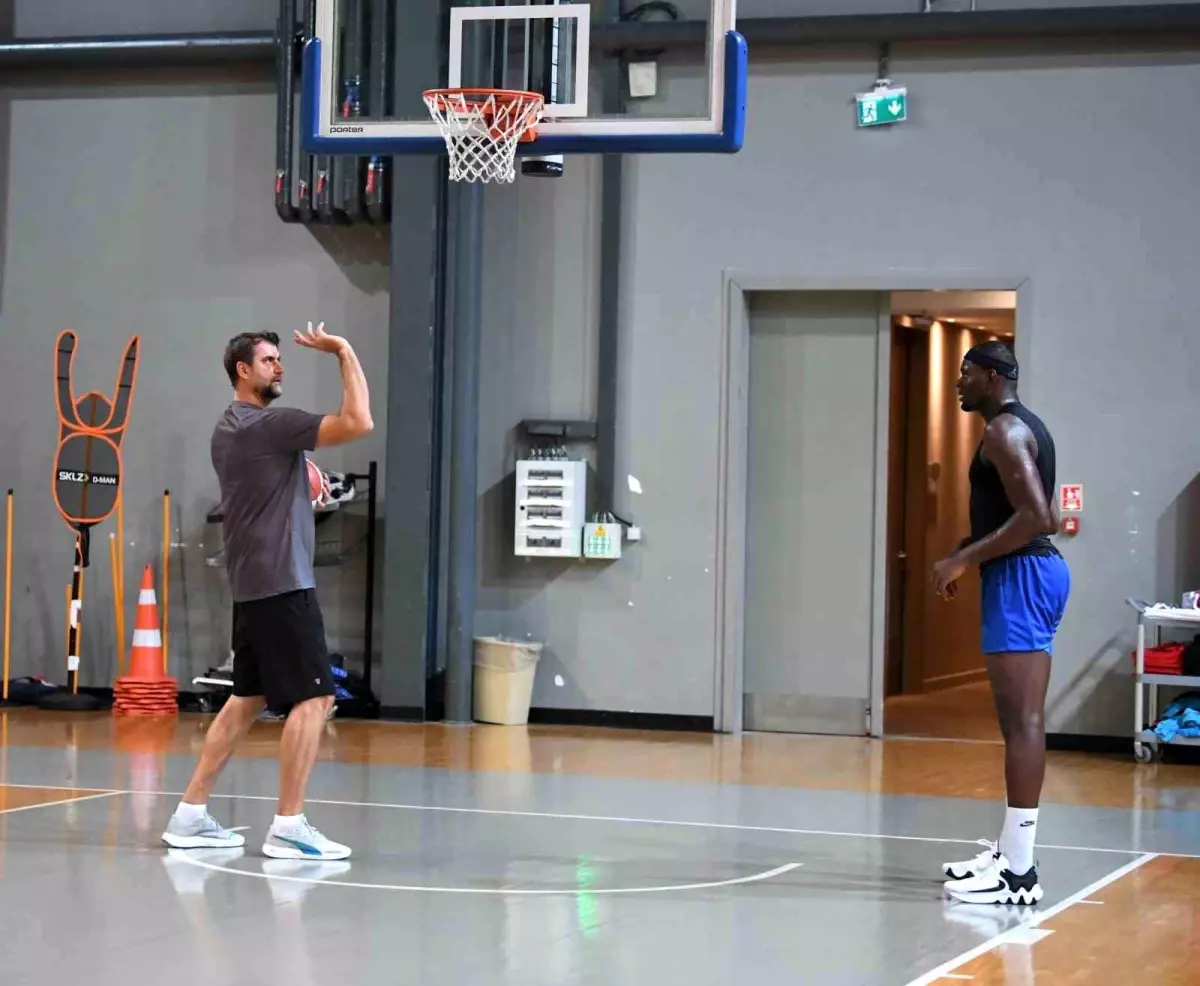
[[231, 588, 335, 709]]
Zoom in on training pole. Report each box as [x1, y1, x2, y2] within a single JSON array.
[[66, 533, 86, 694], [162, 490, 170, 673], [109, 533, 121, 677], [2, 491, 12, 701], [117, 494, 125, 675]]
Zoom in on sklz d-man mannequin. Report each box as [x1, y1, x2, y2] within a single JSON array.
[[53, 329, 140, 692]]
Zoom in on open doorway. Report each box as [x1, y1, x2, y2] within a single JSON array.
[[883, 291, 1015, 741]]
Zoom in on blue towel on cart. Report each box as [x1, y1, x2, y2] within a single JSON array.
[[1154, 707, 1200, 743]]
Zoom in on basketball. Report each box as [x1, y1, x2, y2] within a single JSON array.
[[307, 458, 327, 506]]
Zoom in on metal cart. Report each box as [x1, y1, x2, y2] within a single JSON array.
[[1128, 597, 1200, 763]]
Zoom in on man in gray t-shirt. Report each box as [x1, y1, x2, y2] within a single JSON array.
[[211, 401, 323, 603], [162, 322, 373, 862]]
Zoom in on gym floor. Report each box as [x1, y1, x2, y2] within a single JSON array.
[[1, 710, 1197, 985]]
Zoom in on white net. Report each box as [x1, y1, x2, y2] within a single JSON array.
[[423, 89, 545, 184]]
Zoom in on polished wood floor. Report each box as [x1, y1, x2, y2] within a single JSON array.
[[944, 856, 1200, 985], [886, 680, 1004, 742], [1, 706, 1197, 811]]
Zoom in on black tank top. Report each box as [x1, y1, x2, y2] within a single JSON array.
[[968, 401, 1058, 564]]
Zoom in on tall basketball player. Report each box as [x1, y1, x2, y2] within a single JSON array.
[[932, 340, 1069, 905], [161, 321, 372, 860]]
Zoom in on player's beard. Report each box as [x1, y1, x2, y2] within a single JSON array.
[[256, 380, 282, 404]]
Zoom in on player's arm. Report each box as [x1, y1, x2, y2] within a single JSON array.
[[954, 417, 1055, 569], [293, 322, 374, 447], [314, 342, 374, 448]]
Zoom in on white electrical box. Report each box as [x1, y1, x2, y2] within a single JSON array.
[[584, 521, 622, 560], [514, 459, 587, 558], [628, 61, 658, 98]]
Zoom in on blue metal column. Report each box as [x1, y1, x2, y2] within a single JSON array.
[[378, 3, 446, 718], [441, 21, 489, 724]]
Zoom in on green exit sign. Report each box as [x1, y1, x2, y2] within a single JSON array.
[[856, 86, 908, 127]]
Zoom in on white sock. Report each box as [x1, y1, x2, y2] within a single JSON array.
[[273, 813, 305, 831], [999, 806, 1038, 875], [174, 801, 208, 824]]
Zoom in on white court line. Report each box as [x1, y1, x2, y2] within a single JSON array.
[[192, 791, 1198, 860], [174, 855, 803, 896], [1003, 926, 1054, 946], [903, 852, 1158, 986], [1, 782, 119, 794], [5, 785, 1200, 859], [0, 790, 122, 815]]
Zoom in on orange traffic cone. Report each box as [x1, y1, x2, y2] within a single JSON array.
[[113, 565, 178, 717], [126, 565, 165, 679]]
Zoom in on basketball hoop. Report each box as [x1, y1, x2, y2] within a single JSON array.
[[423, 88, 545, 184]]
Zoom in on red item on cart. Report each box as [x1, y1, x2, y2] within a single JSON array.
[[1133, 642, 1185, 675]]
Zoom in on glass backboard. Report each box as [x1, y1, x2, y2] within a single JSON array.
[[302, 0, 746, 157]]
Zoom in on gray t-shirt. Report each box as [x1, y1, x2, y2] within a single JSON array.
[[211, 401, 325, 603]]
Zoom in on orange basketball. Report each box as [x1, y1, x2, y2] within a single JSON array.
[[307, 459, 326, 504]]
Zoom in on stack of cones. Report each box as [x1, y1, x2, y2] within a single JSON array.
[[113, 565, 177, 716]]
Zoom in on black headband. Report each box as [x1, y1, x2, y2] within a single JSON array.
[[964, 345, 1018, 380]]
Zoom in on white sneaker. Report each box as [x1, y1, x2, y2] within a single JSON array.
[[262, 818, 352, 861], [161, 811, 246, 849], [944, 854, 1043, 906], [942, 839, 1001, 880]]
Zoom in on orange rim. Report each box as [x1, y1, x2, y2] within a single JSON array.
[[423, 87, 544, 105], [423, 87, 545, 143]]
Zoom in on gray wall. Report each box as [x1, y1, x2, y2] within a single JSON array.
[[0, 72, 388, 689], [12, 0, 1197, 37], [474, 158, 612, 707], [13, 0, 277, 37], [478, 38, 1200, 735], [735, 0, 1200, 13], [4, 1, 1197, 734]]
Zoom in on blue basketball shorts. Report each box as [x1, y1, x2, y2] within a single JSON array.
[[980, 552, 1071, 655]]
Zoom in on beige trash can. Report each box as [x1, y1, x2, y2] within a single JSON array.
[[473, 636, 543, 725]]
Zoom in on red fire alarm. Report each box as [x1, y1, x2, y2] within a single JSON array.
[[1061, 516, 1080, 536]]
